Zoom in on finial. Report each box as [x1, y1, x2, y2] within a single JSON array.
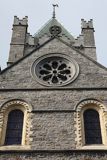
[[52, 4, 59, 18]]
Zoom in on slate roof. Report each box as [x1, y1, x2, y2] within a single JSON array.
[[34, 18, 75, 42]]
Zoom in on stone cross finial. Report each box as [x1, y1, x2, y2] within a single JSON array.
[[52, 4, 59, 18]]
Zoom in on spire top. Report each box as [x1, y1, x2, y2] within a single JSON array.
[[52, 4, 58, 18]]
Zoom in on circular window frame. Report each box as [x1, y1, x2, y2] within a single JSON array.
[[31, 53, 79, 87]]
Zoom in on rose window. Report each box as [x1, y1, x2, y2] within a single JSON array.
[[32, 54, 79, 87]]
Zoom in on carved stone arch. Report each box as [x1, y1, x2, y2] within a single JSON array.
[[0, 99, 32, 147], [76, 98, 105, 112], [1, 99, 32, 112], [74, 99, 107, 148]]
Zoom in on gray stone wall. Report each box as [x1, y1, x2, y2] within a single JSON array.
[[82, 29, 95, 47], [8, 17, 28, 65], [1, 21, 107, 159], [30, 112, 75, 150], [0, 90, 107, 111], [8, 45, 25, 62], [0, 152, 107, 160], [1, 39, 107, 89], [0, 89, 107, 151]]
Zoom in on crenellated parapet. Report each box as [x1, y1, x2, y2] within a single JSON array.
[[24, 33, 39, 55], [26, 33, 35, 46], [13, 16, 28, 26], [81, 19, 94, 30], [74, 34, 84, 48]]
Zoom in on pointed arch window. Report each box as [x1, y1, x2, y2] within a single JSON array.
[[83, 109, 102, 144], [5, 109, 24, 145]]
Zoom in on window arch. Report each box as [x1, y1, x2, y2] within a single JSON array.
[[75, 99, 107, 148], [5, 109, 24, 145], [83, 109, 102, 145], [0, 100, 32, 148]]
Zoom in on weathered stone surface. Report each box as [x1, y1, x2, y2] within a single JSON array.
[[0, 39, 107, 89], [0, 152, 107, 160], [0, 90, 107, 111], [0, 17, 107, 159]]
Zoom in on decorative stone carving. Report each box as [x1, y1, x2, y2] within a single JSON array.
[[75, 99, 107, 148], [49, 25, 62, 36], [31, 53, 79, 86], [0, 100, 32, 146]]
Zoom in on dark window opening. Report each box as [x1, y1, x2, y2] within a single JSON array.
[[5, 109, 24, 145], [84, 109, 102, 144]]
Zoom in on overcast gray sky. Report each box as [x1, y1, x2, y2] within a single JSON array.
[[0, 0, 107, 69]]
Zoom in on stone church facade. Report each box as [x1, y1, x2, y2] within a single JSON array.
[[0, 14, 107, 160]]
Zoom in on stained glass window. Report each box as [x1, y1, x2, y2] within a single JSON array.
[[5, 109, 24, 145], [84, 109, 102, 144]]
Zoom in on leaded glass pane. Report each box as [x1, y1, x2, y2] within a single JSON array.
[[84, 109, 102, 144], [5, 109, 24, 145]]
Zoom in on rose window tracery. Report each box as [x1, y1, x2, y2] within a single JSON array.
[[31, 54, 79, 87]]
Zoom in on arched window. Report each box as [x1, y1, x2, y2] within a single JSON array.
[[5, 109, 24, 145], [83, 109, 102, 144]]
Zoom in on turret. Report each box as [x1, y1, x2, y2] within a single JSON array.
[[7, 16, 28, 66], [81, 19, 97, 60]]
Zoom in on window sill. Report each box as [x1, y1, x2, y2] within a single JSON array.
[[81, 145, 107, 150], [0, 145, 31, 151]]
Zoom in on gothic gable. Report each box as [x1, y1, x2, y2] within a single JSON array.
[[0, 38, 107, 89]]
